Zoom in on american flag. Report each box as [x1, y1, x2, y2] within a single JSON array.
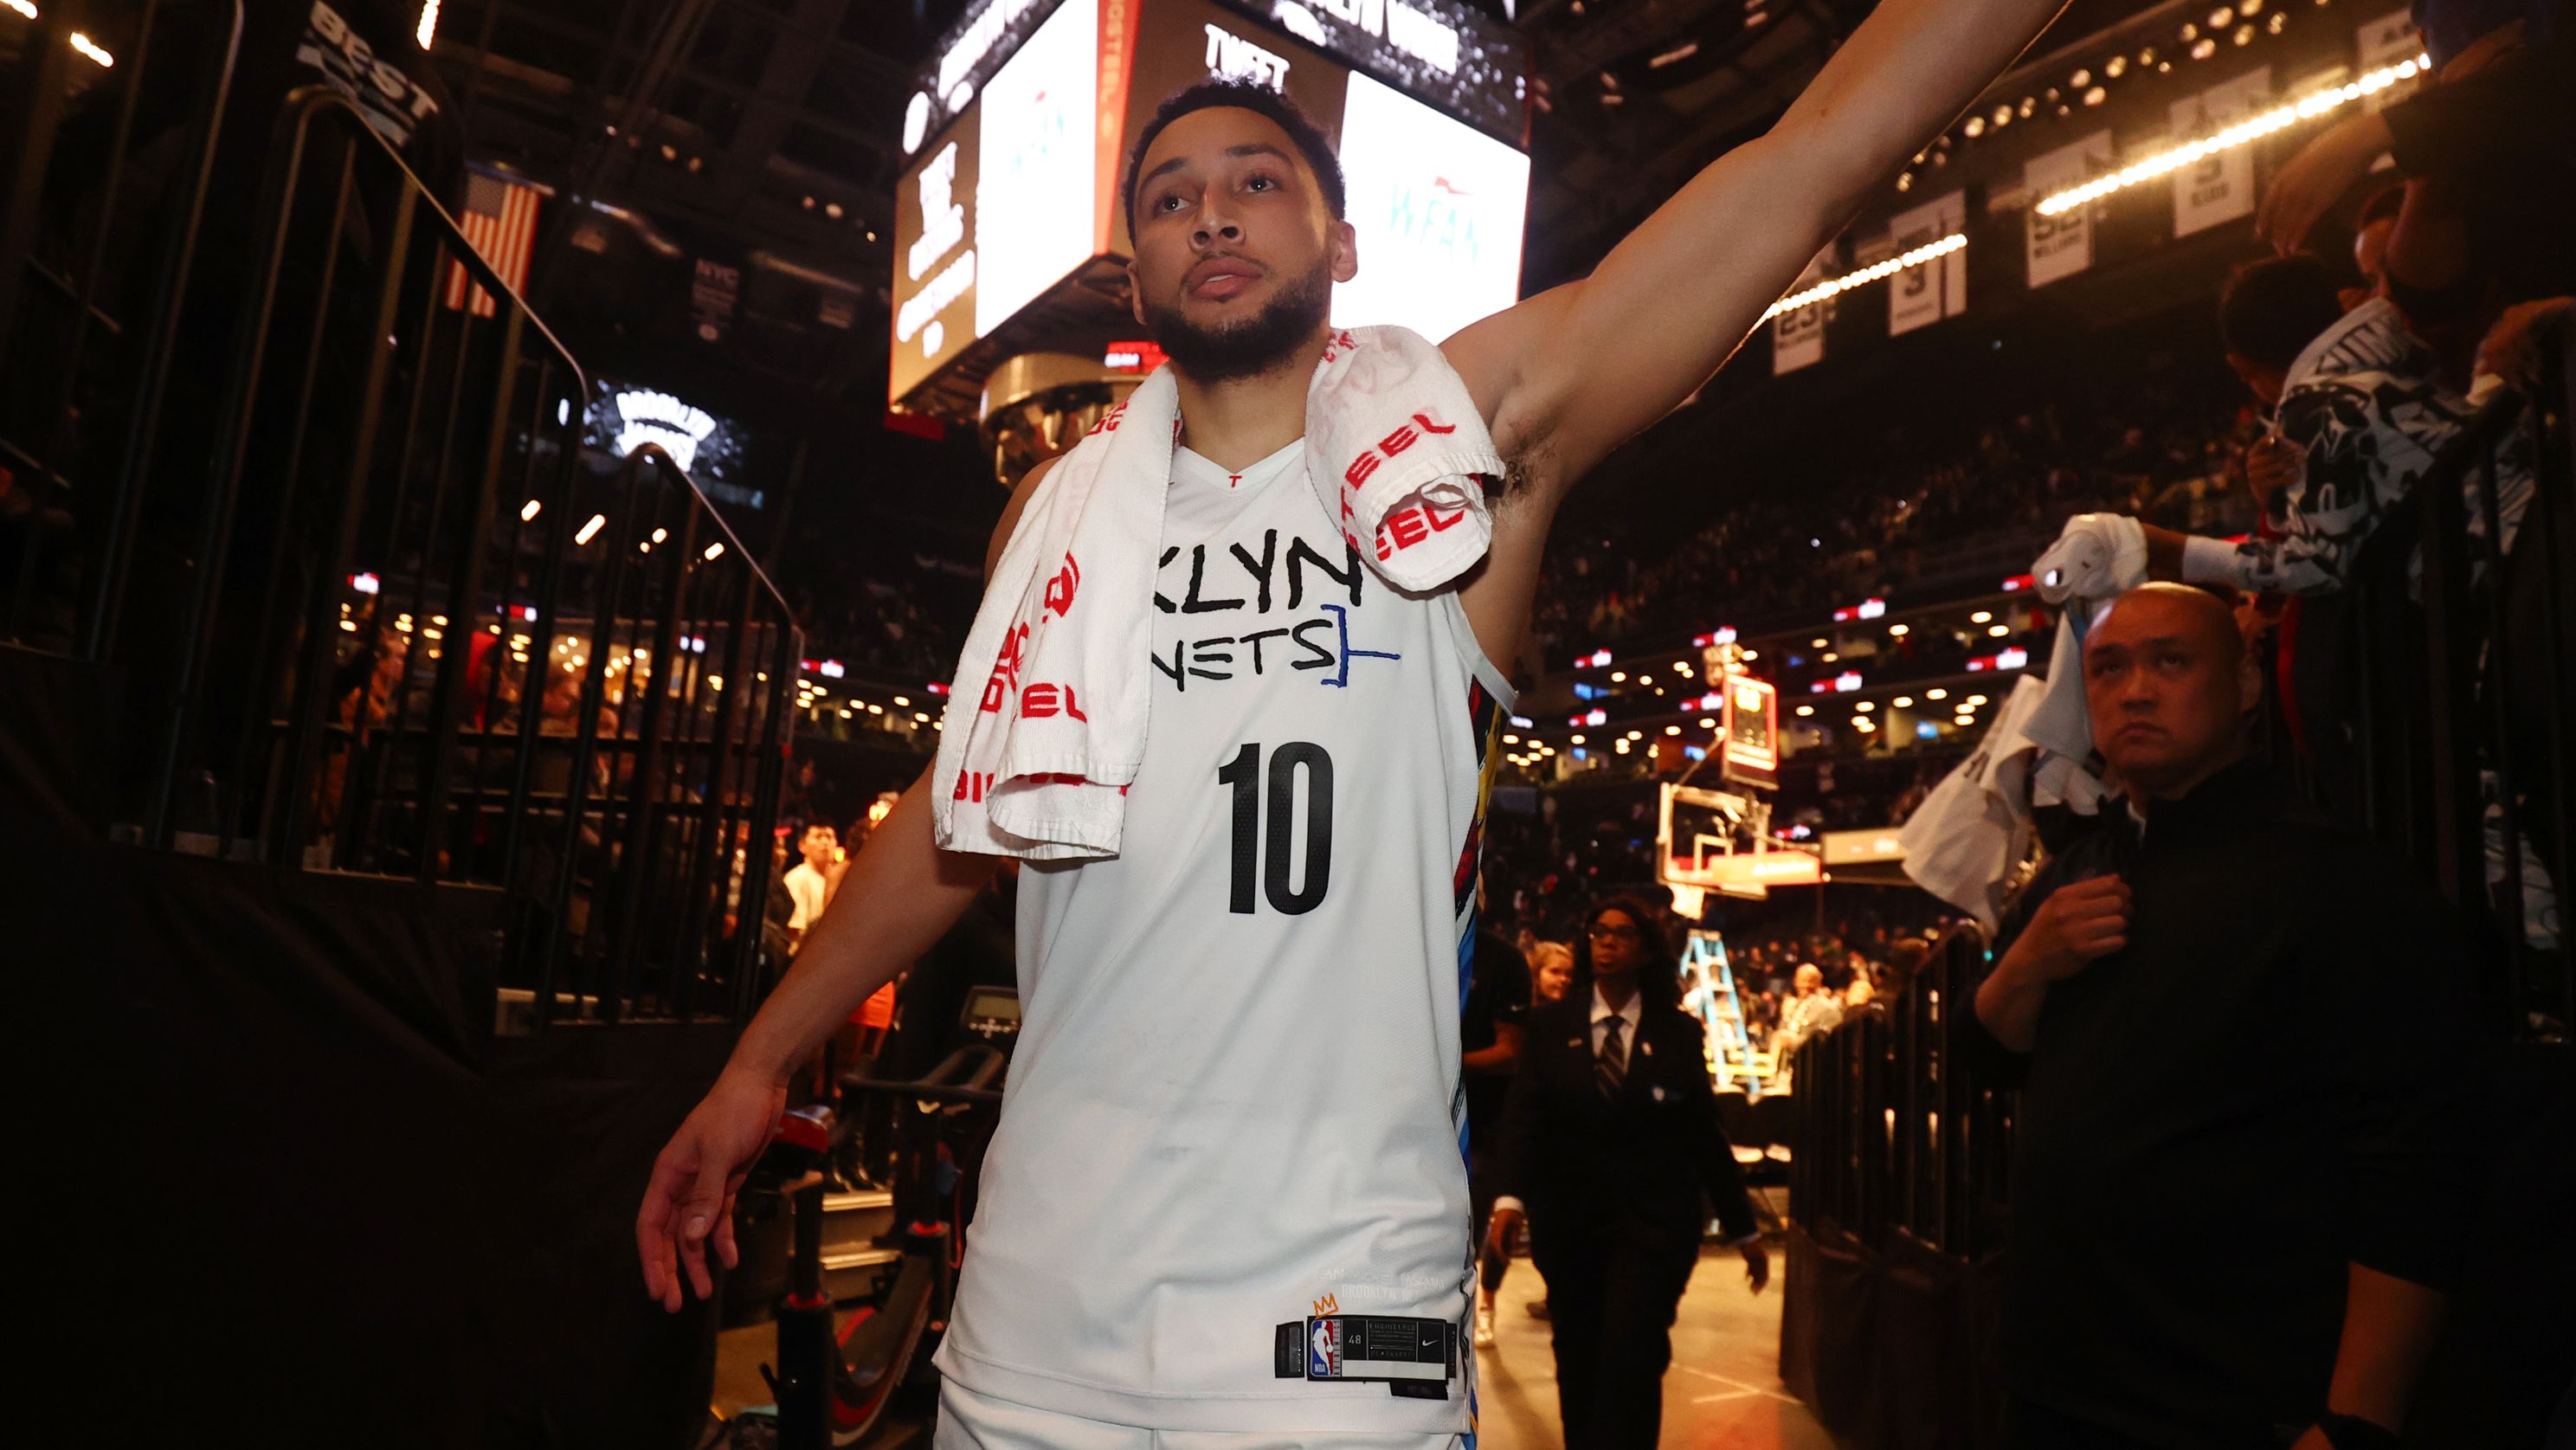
[[443, 172, 539, 318]]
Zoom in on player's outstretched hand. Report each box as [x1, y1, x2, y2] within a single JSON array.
[[637, 1066, 788, 1313], [1740, 1240, 1770, 1295]]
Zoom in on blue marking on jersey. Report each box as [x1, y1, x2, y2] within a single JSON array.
[[1321, 603, 1402, 687]]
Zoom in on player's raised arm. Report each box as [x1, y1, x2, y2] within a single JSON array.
[[1447, 0, 2073, 493]]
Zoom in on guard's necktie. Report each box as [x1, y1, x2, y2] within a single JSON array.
[[1594, 1016, 1627, 1100]]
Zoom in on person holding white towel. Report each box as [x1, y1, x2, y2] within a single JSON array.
[[643, 6, 2085, 1435]]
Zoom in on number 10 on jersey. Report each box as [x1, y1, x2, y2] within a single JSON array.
[[1217, 743, 1336, 915]]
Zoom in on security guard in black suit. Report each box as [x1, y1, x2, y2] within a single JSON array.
[[1486, 893, 1768, 1450]]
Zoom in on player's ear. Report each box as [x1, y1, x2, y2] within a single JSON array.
[[1329, 218, 1358, 286], [1127, 255, 1148, 326]]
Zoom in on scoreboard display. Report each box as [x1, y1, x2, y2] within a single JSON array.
[[890, 0, 1531, 414]]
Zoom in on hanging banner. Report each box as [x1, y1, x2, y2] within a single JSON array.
[[2170, 68, 2272, 237], [690, 258, 740, 343], [2355, 11, 2424, 109], [2025, 130, 2112, 287], [1771, 247, 1831, 375], [1887, 190, 1966, 337]]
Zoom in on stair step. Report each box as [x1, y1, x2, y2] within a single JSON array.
[[821, 1243, 905, 1303], [821, 1188, 894, 1253]]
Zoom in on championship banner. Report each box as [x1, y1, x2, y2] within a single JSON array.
[[1887, 190, 1966, 337], [690, 258, 739, 343], [2355, 11, 2423, 110], [2025, 130, 2112, 287], [1771, 247, 1830, 376], [2170, 68, 2272, 237]]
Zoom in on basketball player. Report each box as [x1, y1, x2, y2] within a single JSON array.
[[641, 1, 2074, 1440]]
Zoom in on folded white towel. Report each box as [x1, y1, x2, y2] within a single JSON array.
[[931, 325, 1504, 860], [1902, 594, 2120, 930]]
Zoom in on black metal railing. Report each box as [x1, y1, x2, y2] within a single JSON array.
[[1789, 922, 2015, 1260], [1, 0, 242, 654], [3, 70, 799, 1029], [2332, 323, 2574, 1041]]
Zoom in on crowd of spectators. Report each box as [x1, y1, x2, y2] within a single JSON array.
[[787, 570, 971, 681], [1531, 383, 2259, 655]]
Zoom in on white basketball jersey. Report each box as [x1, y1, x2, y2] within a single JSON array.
[[931, 439, 1514, 1434]]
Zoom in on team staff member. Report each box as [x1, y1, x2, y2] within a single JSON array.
[[643, 0, 2086, 1434], [1485, 895, 1766, 1450], [1975, 584, 2484, 1450]]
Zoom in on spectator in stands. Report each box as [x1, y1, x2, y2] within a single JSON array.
[[2257, 7, 2574, 373], [1973, 583, 2483, 1450], [1529, 940, 1576, 1004], [1487, 894, 1766, 1450], [782, 821, 837, 945], [2131, 255, 2529, 597], [1771, 963, 1844, 1060]]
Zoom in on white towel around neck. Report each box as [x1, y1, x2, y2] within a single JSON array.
[[930, 325, 1505, 860]]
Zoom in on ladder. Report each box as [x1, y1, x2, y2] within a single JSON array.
[[1680, 930, 1762, 1098]]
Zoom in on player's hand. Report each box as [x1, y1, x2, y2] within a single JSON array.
[[2244, 432, 2304, 508], [1485, 1207, 1524, 1263], [2256, 109, 2393, 255], [2032, 513, 2148, 603], [637, 1065, 788, 1312], [1740, 1240, 1770, 1294], [2008, 875, 2131, 981]]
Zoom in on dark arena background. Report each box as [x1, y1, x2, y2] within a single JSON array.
[[3, 1, 2570, 1447]]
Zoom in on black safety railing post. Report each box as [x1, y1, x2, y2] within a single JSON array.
[[537, 451, 654, 1030], [89, 3, 243, 662], [412, 306, 525, 881], [29, 1, 158, 512], [2471, 407, 2530, 1028], [384, 278, 486, 869], [488, 358, 560, 881], [604, 483, 700, 1023], [673, 564, 756, 1024], [0, 0, 84, 375], [2418, 412, 2483, 907], [496, 359, 589, 930], [158, 90, 332, 850], [277, 181, 419, 867], [568, 461, 666, 1025], [737, 617, 799, 1021], [350, 261, 461, 872], [2542, 329, 2576, 1035], [245, 143, 365, 859]]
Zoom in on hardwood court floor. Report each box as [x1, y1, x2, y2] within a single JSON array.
[[1474, 1239, 1834, 1450]]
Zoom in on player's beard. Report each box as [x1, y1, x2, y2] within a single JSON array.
[[1142, 255, 1333, 383]]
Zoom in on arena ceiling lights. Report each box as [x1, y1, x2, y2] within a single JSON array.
[[2034, 53, 2427, 217], [1759, 233, 1965, 322]]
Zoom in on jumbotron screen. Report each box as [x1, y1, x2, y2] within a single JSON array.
[[891, 0, 1531, 409]]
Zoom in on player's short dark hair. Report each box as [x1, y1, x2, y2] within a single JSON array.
[[2218, 255, 2346, 373], [1121, 80, 1345, 242]]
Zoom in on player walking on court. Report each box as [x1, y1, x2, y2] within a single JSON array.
[[642, 1, 2072, 1440]]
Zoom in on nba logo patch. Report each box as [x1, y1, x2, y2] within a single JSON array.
[[1308, 1318, 1343, 1378]]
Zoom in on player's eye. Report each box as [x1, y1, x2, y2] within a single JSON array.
[[1244, 172, 1276, 192]]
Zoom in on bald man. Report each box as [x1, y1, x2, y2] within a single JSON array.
[[1974, 584, 2485, 1450]]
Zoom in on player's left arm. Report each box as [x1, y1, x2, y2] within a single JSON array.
[[1442, 0, 2070, 665]]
